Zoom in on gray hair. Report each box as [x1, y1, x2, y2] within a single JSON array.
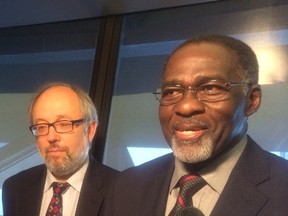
[[28, 82, 98, 126], [164, 34, 259, 84]]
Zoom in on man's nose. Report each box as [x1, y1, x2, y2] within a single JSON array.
[[173, 91, 205, 116], [46, 125, 60, 142]]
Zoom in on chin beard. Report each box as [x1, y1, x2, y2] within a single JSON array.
[[171, 136, 214, 163], [45, 148, 88, 178]]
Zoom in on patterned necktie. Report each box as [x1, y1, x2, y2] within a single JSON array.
[[169, 174, 206, 216], [46, 182, 70, 216]]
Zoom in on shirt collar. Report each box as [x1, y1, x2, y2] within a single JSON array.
[[169, 135, 247, 193], [44, 159, 89, 193]]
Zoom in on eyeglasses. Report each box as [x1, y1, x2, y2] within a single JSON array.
[[153, 79, 249, 105], [29, 119, 85, 137]]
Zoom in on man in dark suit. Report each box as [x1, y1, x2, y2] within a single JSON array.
[[2, 82, 118, 216], [104, 35, 288, 216]]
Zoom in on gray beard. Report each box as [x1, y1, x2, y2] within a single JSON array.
[[171, 135, 214, 163], [45, 145, 89, 178]]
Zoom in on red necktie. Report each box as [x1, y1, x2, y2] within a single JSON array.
[[46, 182, 70, 216], [169, 174, 206, 215]]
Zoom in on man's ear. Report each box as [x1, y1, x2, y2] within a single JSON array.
[[87, 121, 97, 143], [245, 84, 262, 116]]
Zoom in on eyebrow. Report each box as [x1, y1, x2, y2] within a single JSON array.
[[162, 76, 227, 88], [162, 80, 181, 88], [33, 115, 71, 123]]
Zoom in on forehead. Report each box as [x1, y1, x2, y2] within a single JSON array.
[[38, 86, 78, 100], [163, 42, 239, 83], [33, 86, 82, 115], [171, 42, 235, 62]]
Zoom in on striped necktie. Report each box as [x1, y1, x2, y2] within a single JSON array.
[[169, 174, 206, 215]]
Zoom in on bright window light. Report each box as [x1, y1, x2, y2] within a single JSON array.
[[270, 151, 288, 160], [127, 147, 172, 166]]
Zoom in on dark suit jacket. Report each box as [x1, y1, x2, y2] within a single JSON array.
[[2, 156, 118, 216], [104, 136, 288, 216]]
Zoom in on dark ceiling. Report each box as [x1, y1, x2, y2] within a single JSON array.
[[0, 0, 216, 28]]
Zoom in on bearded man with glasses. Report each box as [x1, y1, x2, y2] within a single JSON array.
[[104, 34, 288, 216], [3, 82, 118, 216]]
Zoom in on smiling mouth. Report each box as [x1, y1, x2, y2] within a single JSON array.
[[173, 121, 209, 140], [173, 119, 208, 140], [174, 129, 206, 141]]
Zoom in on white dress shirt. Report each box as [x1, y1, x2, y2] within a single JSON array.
[[39, 160, 89, 216], [165, 136, 247, 216]]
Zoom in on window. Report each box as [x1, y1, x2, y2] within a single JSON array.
[[0, 19, 99, 214], [103, 0, 288, 171]]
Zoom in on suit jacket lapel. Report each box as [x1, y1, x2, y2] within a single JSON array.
[[140, 154, 175, 216], [21, 165, 46, 216], [75, 158, 105, 216], [211, 137, 270, 216]]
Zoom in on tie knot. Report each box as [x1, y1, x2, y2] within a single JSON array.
[[51, 182, 70, 195], [178, 174, 206, 197], [169, 174, 206, 215]]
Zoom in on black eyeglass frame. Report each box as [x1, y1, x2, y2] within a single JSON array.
[[153, 79, 250, 105], [29, 119, 85, 137]]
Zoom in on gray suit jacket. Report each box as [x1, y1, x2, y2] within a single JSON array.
[[104, 136, 288, 216], [3, 156, 118, 216]]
